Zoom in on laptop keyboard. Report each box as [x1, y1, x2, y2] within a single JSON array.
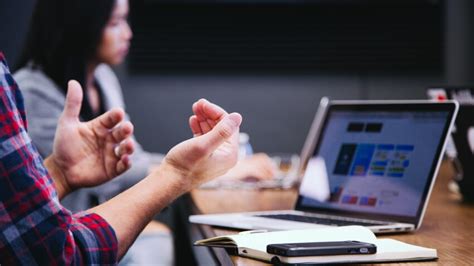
[[255, 214, 387, 227]]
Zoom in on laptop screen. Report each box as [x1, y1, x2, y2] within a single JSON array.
[[296, 102, 457, 224]]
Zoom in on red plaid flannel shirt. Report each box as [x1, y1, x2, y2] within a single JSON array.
[[0, 53, 118, 265]]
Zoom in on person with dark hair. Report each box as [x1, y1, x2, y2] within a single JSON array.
[[0, 51, 243, 264], [15, 0, 276, 263]]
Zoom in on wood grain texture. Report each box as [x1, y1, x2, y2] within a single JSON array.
[[192, 161, 474, 265]]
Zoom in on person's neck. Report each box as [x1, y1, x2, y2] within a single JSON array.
[[86, 62, 101, 114], [86, 62, 98, 90]]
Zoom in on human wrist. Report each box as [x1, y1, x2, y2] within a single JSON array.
[[44, 155, 71, 199], [154, 160, 194, 193]]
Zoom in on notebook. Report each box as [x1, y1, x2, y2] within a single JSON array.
[[190, 99, 458, 233], [194, 226, 437, 264]]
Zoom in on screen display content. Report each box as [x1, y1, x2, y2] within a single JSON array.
[[299, 110, 449, 218]]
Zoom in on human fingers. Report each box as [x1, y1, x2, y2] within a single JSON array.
[[116, 154, 132, 174], [114, 139, 135, 158], [206, 118, 217, 128], [192, 100, 202, 117], [197, 112, 242, 154], [111, 121, 134, 143], [189, 115, 217, 137], [197, 117, 218, 135], [199, 119, 212, 134], [193, 99, 228, 134], [192, 100, 213, 135], [193, 98, 227, 121], [247, 153, 278, 180], [201, 99, 228, 120], [192, 99, 206, 122], [258, 155, 278, 179], [61, 80, 83, 121], [189, 115, 202, 136], [93, 108, 125, 130], [258, 161, 278, 180]]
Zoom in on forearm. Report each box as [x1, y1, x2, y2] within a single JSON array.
[[89, 163, 190, 259]]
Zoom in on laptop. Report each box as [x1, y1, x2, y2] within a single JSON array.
[[190, 99, 458, 233]]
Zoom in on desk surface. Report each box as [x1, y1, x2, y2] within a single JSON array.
[[191, 161, 474, 265]]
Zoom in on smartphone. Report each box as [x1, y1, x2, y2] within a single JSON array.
[[266, 240, 377, 257]]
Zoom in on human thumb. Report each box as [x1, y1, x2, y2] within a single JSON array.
[[198, 112, 242, 153], [62, 80, 83, 120]]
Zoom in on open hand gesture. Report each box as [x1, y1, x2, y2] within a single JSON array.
[[48, 80, 134, 197], [162, 99, 242, 188]]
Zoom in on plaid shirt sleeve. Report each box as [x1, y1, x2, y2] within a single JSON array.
[[0, 53, 118, 265]]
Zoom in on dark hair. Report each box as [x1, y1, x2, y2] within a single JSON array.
[[16, 0, 116, 120]]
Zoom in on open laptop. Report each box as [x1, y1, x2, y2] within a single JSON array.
[[190, 99, 458, 233]]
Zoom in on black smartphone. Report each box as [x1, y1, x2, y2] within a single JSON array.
[[266, 240, 377, 257]]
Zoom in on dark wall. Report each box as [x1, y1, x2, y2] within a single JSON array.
[[129, 2, 442, 73], [119, 72, 441, 155], [445, 0, 474, 84], [121, 1, 444, 154], [0, 0, 36, 65]]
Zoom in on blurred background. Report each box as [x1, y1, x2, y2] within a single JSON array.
[[1, 0, 473, 155]]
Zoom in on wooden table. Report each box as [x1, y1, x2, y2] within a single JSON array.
[[191, 161, 474, 265]]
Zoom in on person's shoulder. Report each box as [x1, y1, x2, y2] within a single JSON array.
[[14, 65, 65, 101], [14, 66, 57, 92], [15, 65, 46, 83], [95, 63, 124, 101], [95, 64, 119, 83]]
